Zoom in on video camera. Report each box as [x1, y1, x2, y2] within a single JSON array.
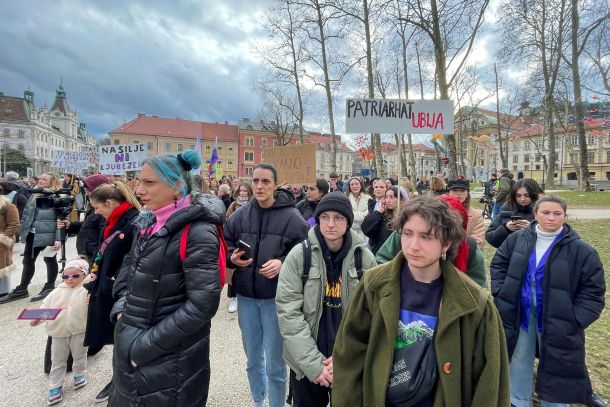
[[479, 195, 494, 205], [30, 188, 75, 219]]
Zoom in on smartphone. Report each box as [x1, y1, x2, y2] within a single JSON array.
[[510, 215, 523, 221], [237, 240, 251, 260]]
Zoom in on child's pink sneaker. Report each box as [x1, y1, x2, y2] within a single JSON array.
[[47, 387, 63, 405], [73, 375, 87, 389]]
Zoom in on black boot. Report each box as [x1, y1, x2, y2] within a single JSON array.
[[589, 392, 607, 407], [30, 287, 54, 302], [0, 288, 29, 304]]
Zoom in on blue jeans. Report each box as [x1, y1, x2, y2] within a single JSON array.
[[237, 294, 286, 407], [509, 307, 568, 407], [492, 202, 503, 219]]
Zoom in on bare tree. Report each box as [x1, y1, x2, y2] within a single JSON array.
[[256, 82, 299, 146], [400, 0, 490, 179], [258, 0, 309, 143], [583, 18, 610, 96], [498, 0, 570, 189], [559, 1, 609, 190]]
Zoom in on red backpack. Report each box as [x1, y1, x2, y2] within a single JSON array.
[[179, 223, 227, 288]]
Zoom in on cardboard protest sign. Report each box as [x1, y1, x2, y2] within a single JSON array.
[[263, 143, 316, 185], [345, 99, 454, 134], [98, 143, 146, 175]]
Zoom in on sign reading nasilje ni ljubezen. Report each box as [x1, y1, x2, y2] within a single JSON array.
[[345, 99, 454, 134], [98, 143, 146, 175]]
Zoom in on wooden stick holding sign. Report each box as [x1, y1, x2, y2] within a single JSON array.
[[263, 143, 317, 185]]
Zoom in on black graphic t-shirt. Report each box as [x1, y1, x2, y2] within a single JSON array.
[[386, 262, 443, 407], [315, 226, 351, 358]]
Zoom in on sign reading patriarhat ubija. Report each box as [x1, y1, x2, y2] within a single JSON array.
[[345, 98, 454, 134]]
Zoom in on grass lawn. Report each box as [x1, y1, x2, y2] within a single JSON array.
[[545, 191, 610, 208], [483, 219, 610, 405]]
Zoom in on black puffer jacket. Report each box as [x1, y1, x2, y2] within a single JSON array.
[[66, 206, 106, 260], [110, 194, 223, 407], [361, 210, 392, 255], [224, 188, 308, 299], [84, 207, 138, 348], [490, 223, 605, 404], [296, 198, 319, 224], [485, 202, 534, 248]]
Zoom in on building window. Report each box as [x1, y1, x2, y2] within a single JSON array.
[[535, 154, 541, 162], [205, 145, 211, 154], [228, 161, 234, 169], [245, 137, 254, 147], [165, 143, 171, 152], [3, 129, 9, 138], [513, 155, 519, 163], [18, 130, 25, 138], [246, 167, 253, 176], [18, 144, 24, 152], [218, 146, 222, 153], [177, 144, 183, 152], [524, 154, 529, 163], [587, 151, 596, 164], [524, 140, 530, 150], [607, 150, 610, 163], [189, 144, 195, 150], [229, 147, 233, 153], [114, 139, 120, 145], [147, 142, 154, 150], [245, 151, 254, 161], [262, 138, 267, 148], [134, 140, 139, 145]]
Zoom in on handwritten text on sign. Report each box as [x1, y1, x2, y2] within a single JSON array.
[[98, 144, 146, 174], [345, 99, 454, 134], [263, 143, 316, 185]]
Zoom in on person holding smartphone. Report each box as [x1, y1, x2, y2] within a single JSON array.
[[486, 178, 543, 248], [224, 163, 308, 407]]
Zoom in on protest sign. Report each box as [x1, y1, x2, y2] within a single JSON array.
[[263, 143, 316, 185], [98, 143, 146, 175], [345, 99, 454, 134], [52, 150, 92, 175], [80, 146, 98, 164]]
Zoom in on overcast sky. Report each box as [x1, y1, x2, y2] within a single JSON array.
[[0, 0, 525, 143], [0, 0, 275, 139]]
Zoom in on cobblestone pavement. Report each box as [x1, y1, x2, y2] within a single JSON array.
[[0, 238, 252, 407]]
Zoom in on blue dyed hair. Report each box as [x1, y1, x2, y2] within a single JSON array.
[[142, 150, 202, 196]]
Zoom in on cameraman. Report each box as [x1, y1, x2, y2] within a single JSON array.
[[0, 173, 63, 304]]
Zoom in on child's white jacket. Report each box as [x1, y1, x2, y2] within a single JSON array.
[[41, 283, 88, 337]]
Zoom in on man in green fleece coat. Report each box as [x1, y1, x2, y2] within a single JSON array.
[[332, 197, 510, 407]]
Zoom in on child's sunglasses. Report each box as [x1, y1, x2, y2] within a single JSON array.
[[62, 273, 84, 280]]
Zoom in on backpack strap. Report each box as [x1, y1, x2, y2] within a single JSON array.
[[180, 223, 227, 288], [354, 247, 363, 280], [301, 240, 311, 285]]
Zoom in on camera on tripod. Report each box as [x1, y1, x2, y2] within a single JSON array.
[[479, 195, 494, 205], [31, 188, 75, 219]]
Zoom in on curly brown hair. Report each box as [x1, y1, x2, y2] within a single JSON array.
[[391, 197, 465, 261]]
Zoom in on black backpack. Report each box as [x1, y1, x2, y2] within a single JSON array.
[[300, 240, 363, 285]]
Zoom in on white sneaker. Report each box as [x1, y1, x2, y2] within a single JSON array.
[[228, 297, 238, 313]]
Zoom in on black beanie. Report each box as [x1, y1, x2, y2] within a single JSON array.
[[314, 192, 354, 228]]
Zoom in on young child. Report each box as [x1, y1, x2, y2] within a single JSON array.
[[30, 257, 90, 405]]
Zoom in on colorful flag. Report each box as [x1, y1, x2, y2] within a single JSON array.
[[192, 135, 201, 175], [208, 138, 219, 179]]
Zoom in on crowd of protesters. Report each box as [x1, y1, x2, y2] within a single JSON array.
[[0, 161, 606, 407]]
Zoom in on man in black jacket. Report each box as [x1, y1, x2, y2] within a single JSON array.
[[225, 163, 308, 407]]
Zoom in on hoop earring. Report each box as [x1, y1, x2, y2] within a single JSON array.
[[441, 252, 447, 261]]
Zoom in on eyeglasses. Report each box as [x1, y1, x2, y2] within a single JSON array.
[[319, 214, 347, 224], [62, 273, 84, 280]]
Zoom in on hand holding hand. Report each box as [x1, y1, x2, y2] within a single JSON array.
[[314, 358, 334, 387], [230, 249, 253, 267], [259, 259, 282, 279], [56, 219, 69, 230]]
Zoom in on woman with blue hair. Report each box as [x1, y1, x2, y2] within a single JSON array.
[[109, 150, 225, 406]]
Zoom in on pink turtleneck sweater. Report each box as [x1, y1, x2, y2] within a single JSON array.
[[146, 195, 191, 236]]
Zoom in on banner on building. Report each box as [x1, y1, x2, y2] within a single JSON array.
[[345, 99, 454, 134], [52, 150, 92, 175], [264, 143, 316, 185], [98, 143, 146, 175]]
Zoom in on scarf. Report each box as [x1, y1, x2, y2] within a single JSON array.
[[236, 196, 249, 206], [142, 195, 191, 236], [103, 201, 132, 238]]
